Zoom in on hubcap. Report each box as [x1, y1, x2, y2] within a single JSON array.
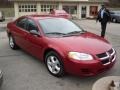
[[113, 19, 116, 22], [9, 36, 14, 48], [47, 56, 61, 74]]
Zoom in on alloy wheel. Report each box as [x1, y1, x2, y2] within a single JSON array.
[[47, 56, 61, 74], [9, 35, 19, 50], [9, 36, 14, 48], [45, 51, 64, 77]]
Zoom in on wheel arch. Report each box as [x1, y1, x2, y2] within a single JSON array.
[[43, 48, 65, 62], [7, 30, 12, 37], [8, 32, 11, 37]]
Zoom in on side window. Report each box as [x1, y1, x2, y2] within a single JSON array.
[[110, 12, 115, 14], [27, 19, 38, 31], [16, 18, 27, 30]]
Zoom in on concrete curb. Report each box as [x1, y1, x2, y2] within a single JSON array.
[[92, 76, 120, 90]]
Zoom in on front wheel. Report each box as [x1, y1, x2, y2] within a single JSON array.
[[45, 51, 65, 77], [9, 35, 19, 50]]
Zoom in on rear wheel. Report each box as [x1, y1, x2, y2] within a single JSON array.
[[45, 51, 65, 77], [9, 35, 19, 50], [0, 70, 3, 88]]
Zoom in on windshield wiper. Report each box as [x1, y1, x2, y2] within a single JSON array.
[[67, 31, 85, 35], [45, 32, 67, 35]]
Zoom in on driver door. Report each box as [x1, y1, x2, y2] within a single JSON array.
[[25, 19, 44, 59]]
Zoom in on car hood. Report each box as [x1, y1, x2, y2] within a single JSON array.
[[47, 32, 112, 55]]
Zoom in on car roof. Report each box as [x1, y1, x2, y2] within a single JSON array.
[[53, 10, 67, 13], [26, 15, 60, 20]]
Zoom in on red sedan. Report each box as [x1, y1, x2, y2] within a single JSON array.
[[7, 15, 116, 77]]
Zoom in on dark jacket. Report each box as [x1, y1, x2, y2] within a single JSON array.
[[97, 9, 111, 23]]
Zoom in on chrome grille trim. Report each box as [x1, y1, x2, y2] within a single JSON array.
[[112, 55, 116, 62], [111, 48, 115, 56], [103, 62, 111, 65], [96, 48, 116, 65], [99, 52, 109, 60]]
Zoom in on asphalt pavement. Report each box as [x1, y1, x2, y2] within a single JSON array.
[[0, 20, 120, 90]]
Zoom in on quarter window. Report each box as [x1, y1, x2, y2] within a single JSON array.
[[19, 4, 37, 12], [16, 18, 27, 30]]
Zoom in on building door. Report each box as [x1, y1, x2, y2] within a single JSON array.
[[90, 6, 98, 17], [81, 6, 86, 18]]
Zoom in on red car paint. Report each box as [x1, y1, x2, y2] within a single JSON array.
[[7, 15, 116, 76], [50, 10, 71, 19]]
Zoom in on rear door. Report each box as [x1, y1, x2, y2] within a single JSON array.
[[14, 17, 30, 50]]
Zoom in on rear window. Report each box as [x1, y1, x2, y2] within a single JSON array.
[[110, 12, 115, 14], [55, 10, 67, 15]]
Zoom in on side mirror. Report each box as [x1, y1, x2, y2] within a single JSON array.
[[29, 30, 40, 37]]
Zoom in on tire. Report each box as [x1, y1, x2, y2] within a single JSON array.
[[112, 18, 117, 23], [0, 70, 3, 88], [9, 35, 19, 50], [45, 51, 65, 77]]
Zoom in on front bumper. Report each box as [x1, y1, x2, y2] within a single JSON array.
[[64, 56, 116, 76]]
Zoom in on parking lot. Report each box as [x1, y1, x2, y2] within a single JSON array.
[[0, 20, 120, 90]]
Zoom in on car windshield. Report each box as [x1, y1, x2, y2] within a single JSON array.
[[39, 18, 85, 36]]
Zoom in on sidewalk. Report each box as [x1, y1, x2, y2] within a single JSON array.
[[92, 76, 120, 90]]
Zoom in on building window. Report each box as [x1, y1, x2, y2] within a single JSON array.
[[90, 6, 98, 16], [63, 6, 77, 14], [41, 4, 58, 12], [70, 6, 77, 14], [19, 4, 37, 12]]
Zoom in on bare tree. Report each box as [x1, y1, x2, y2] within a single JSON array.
[[109, 0, 120, 7]]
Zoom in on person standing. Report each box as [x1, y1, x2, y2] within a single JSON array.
[[96, 5, 111, 38]]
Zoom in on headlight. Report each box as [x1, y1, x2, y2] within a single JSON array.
[[68, 52, 93, 61]]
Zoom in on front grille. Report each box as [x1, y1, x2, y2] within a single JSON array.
[[101, 59, 109, 64], [97, 53, 107, 58], [96, 48, 116, 65]]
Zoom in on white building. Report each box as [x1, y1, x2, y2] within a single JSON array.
[[9, 0, 108, 19]]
